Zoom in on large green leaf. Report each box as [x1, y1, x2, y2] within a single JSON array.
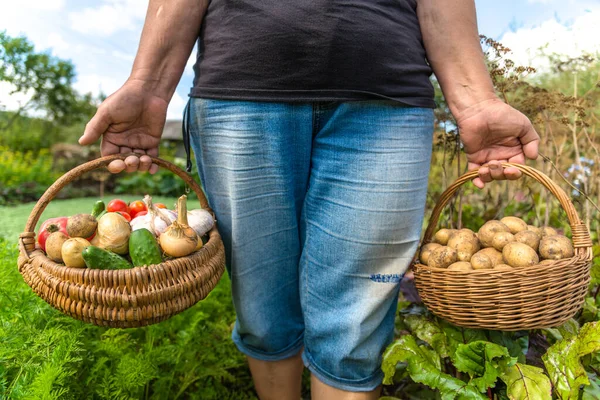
[[404, 315, 449, 358], [453, 341, 515, 392], [382, 335, 486, 400], [582, 373, 600, 400], [557, 319, 580, 341], [542, 321, 600, 399], [439, 320, 487, 357], [488, 331, 529, 363], [499, 363, 552, 400]]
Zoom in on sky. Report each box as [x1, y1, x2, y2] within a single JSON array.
[[0, 0, 599, 121]]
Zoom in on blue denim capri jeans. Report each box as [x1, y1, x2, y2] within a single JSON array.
[[189, 99, 434, 392]]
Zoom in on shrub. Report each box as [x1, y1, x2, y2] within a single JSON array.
[[0, 147, 60, 205]]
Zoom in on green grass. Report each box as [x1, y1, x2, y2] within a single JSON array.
[[0, 195, 202, 241]]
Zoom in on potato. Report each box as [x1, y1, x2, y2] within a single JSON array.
[[433, 229, 457, 245], [67, 214, 98, 239], [478, 220, 510, 247], [62, 237, 91, 268], [419, 243, 442, 265], [494, 263, 514, 271], [500, 216, 528, 234], [502, 242, 539, 268], [46, 231, 69, 263], [538, 259, 555, 266], [448, 261, 473, 271], [474, 247, 504, 267], [491, 231, 515, 251], [428, 246, 458, 269], [471, 253, 492, 270], [527, 225, 542, 238], [539, 235, 574, 260], [447, 231, 480, 261], [515, 230, 541, 252], [540, 226, 558, 237]]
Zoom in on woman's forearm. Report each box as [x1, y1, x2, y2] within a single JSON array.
[[129, 0, 208, 101], [417, 0, 497, 116]]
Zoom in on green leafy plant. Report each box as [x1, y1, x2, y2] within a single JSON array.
[[381, 291, 600, 399], [0, 238, 256, 399]]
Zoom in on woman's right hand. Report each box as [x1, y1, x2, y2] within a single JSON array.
[[78, 78, 169, 174]]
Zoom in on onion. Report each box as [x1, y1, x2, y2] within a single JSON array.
[[159, 195, 199, 258], [94, 212, 131, 255], [187, 209, 214, 237]]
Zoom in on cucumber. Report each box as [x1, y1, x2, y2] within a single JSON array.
[[91, 200, 105, 219], [82, 246, 132, 270], [129, 228, 163, 267]]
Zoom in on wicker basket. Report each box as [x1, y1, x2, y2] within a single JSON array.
[[413, 163, 593, 331], [17, 154, 226, 328]]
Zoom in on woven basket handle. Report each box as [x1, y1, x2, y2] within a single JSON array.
[[421, 162, 593, 253], [21, 154, 211, 236]]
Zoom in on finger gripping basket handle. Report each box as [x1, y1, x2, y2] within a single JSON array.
[[421, 162, 593, 254]]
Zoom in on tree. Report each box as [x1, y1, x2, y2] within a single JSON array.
[[0, 30, 97, 131]]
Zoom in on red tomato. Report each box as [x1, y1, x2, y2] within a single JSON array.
[[38, 217, 69, 251], [134, 210, 148, 217], [107, 199, 128, 214], [116, 211, 132, 222], [154, 203, 167, 209], [128, 200, 147, 218]]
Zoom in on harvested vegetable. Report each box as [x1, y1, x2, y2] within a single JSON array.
[[447, 261, 473, 271], [129, 228, 163, 267], [471, 253, 492, 270], [491, 231, 515, 251], [515, 230, 541, 252], [92, 212, 131, 255], [447, 230, 480, 261], [419, 243, 442, 265], [539, 235, 574, 260], [46, 232, 69, 263], [62, 237, 91, 268], [130, 195, 175, 236], [502, 242, 539, 268], [159, 195, 199, 258], [477, 220, 510, 248], [500, 216, 528, 234], [427, 246, 457, 269], [474, 247, 504, 267], [67, 214, 98, 239], [82, 246, 132, 270], [187, 209, 215, 237], [38, 217, 69, 252], [433, 229, 456, 245]]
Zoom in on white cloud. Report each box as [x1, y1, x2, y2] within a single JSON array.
[[500, 8, 600, 72], [20, 0, 65, 10], [167, 91, 187, 120], [0, 82, 34, 112], [74, 74, 124, 97], [69, 0, 148, 37]]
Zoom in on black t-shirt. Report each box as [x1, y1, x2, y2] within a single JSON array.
[[190, 0, 435, 108]]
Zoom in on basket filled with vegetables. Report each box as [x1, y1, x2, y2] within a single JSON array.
[[413, 163, 593, 331], [17, 154, 226, 328]]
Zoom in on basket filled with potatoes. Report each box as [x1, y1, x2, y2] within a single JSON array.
[[412, 163, 593, 331]]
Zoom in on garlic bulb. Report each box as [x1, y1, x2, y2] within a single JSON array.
[[187, 209, 215, 237], [130, 195, 176, 236]]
